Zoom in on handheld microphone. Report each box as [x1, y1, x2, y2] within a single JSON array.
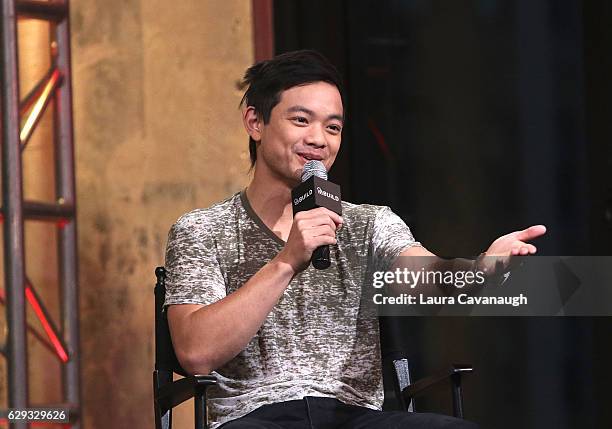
[[291, 160, 342, 269]]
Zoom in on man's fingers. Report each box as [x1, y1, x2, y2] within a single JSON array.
[[296, 207, 343, 226], [313, 235, 338, 246], [514, 224, 547, 242], [320, 208, 343, 226], [309, 225, 336, 238], [308, 226, 337, 246], [296, 215, 337, 232], [511, 243, 537, 256]]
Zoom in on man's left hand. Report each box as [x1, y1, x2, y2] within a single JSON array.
[[486, 225, 547, 256], [478, 224, 547, 274]]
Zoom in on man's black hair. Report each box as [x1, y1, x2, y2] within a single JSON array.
[[240, 50, 346, 168]]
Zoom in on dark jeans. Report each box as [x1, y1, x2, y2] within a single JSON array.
[[218, 396, 478, 429]]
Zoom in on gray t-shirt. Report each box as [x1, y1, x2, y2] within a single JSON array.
[[164, 190, 420, 427]]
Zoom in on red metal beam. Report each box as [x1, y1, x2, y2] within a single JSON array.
[[252, 0, 274, 61], [25, 280, 69, 362], [0, 288, 58, 358]]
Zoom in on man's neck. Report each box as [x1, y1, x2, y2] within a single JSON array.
[[245, 173, 296, 241]]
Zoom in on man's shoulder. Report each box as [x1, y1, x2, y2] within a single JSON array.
[[341, 200, 391, 221], [173, 192, 241, 229]]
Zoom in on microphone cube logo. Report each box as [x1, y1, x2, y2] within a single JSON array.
[[291, 176, 342, 216], [293, 189, 313, 206]]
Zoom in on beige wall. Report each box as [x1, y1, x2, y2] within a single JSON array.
[[71, 1, 252, 427]]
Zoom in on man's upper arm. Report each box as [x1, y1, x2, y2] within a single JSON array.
[[166, 303, 204, 355], [399, 245, 435, 257], [164, 213, 227, 309], [371, 206, 425, 271], [163, 213, 226, 369]]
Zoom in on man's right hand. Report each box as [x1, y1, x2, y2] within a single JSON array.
[[275, 207, 343, 273]]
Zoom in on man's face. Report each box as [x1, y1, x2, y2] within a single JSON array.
[[255, 81, 344, 185]]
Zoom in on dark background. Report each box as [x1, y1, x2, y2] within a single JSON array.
[[275, 1, 611, 427]]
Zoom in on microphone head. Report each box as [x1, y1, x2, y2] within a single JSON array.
[[301, 160, 328, 182]]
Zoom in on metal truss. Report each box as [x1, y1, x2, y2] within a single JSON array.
[[1, 1, 80, 428]]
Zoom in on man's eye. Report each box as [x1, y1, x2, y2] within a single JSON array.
[[328, 125, 342, 133], [292, 117, 308, 124]]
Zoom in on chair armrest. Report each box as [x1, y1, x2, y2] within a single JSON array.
[[155, 374, 217, 411], [402, 365, 472, 402]]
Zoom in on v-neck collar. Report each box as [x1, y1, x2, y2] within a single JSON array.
[[240, 189, 286, 247]]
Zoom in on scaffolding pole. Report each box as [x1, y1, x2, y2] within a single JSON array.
[[54, 8, 81, 425], [1, 0, 80, 427], [1, 2, 29, 429]]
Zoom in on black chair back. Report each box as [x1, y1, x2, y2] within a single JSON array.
[[154, 267, 188, 376], [154, 266, 194, 429], [380, 316, 417, 411]]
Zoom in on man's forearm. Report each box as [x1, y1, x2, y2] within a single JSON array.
[[389, 254, 483, 298], [168, 256, 295, 375]]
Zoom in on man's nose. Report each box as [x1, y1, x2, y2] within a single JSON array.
[[304, 124, 326, 148]]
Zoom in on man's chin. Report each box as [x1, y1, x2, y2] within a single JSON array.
[[290, 167, 304, 185]]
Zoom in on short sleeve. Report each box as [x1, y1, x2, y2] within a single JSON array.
[[163, 214, 226, 308], [371, 207, 421, 272]]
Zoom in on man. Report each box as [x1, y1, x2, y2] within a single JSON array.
[[164, 50, 545, 428]]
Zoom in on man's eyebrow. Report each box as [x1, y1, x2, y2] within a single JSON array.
[[327, 113, 344, 123], [286, 105, 314, 115], [286, 105, 344, 123]]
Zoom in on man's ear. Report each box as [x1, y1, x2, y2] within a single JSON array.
[[243, 106, 263, 142]]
